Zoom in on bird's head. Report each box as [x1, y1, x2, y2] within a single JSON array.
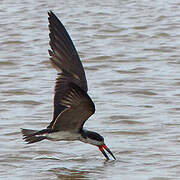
[[80, 130, 116, 160]]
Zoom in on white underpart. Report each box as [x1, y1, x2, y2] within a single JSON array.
[[46, 131, 81, 141]]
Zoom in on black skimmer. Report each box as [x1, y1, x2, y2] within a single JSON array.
[[21, 11, 116, 160]]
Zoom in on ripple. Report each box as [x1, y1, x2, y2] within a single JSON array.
[[132, 90, 158, 96], [1, 40, 24, 45], [111, 130, 149, 136], [4, 100, 42, 105], [0, 61, 17, 66]]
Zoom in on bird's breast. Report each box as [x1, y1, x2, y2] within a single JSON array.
[[46, 131, 80, 141]]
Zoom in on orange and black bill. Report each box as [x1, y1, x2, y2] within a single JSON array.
[[99, 144, 116, 160]]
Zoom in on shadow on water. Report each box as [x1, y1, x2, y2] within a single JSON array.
[[48, 159, 118, 179], [51, 167, 91, 179]]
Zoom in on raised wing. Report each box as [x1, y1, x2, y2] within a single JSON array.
[[52, 83, 95, 132], [47, 11, 88, 128]]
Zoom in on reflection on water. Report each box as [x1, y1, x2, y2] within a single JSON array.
[[1, 0, 180, 179], [48, 159, 118, 179], [54, 168, 90, 180]]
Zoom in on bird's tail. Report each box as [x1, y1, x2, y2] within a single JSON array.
[[21, 128, 47, 144]]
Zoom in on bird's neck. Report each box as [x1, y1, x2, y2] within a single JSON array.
[[79, 129, 104, 146], [80, 129, 89, 139]]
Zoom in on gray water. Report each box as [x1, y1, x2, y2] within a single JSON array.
[[1, 0, 180, 179]]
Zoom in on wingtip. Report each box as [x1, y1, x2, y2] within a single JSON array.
[[48, 10, 58, 20], [48, 10, 53, 16], [48, 10, 61, 26]]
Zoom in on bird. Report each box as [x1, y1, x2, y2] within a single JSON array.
[[21, 11, 116, 160]]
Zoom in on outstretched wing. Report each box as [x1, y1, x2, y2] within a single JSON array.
[[52, 83, 95, 132], [47, 11, 88, 128]]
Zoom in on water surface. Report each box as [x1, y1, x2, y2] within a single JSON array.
[[1, 0, 180, 179]]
